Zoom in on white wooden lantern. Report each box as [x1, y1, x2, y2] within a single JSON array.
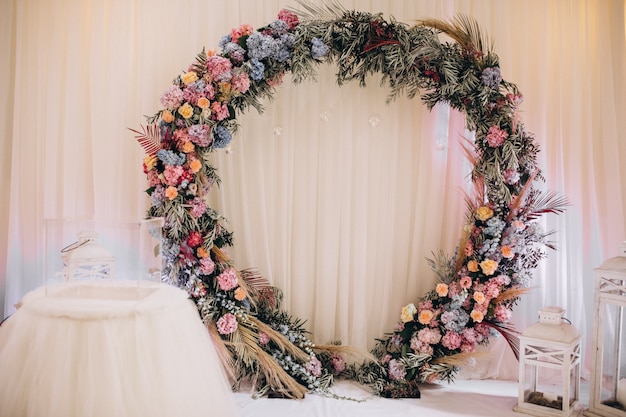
[[61, 231, 115, 281], [514, 306, 582, 417], [584, 242, 626, 417]]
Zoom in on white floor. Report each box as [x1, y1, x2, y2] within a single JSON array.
[[233, 378, 584, 417]]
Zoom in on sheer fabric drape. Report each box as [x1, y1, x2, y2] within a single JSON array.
[[1, 0, 625, 377]]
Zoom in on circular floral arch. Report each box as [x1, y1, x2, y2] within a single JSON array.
[[134, 3, 566, 399]]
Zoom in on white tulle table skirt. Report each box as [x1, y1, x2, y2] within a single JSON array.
[[0, 279, 239, 417]]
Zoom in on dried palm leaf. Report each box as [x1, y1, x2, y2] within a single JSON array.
[[238, 268, 278, 309], [253, 346, 308, 399], [249, 317, 311, 363], [206, 321, 237, 383], [313, 344, 377, 363], [525, 190, 570, 221], [506, 169, 538, 222], [432, 351, 488, 366], [211, 246, 231, 263], [418, 14, 493, 57], [493, 286, 532, 304], [290, 0, 347, 21], [482, 320, 521, 360]]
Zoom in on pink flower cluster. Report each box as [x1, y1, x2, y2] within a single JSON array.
[[216, 313, 238, 335], [217, 268, 239, 291], [486, 125, 508, 147]]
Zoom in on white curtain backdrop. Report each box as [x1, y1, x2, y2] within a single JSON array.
[[1, 0, 625, 378]]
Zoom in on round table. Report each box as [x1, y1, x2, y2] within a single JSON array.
[[0, 279, 239, 417]]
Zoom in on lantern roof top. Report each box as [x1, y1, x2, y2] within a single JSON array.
[[521, 306, 580, 345]]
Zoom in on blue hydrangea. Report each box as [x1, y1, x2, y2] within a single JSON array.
[[222, 42, 245, 63], [212, 125, 232, 148], [157, 149, 186, 166], [281, 33, 296, 48], [246, 32, 275, 60], [271, 38, 291, 62], [311, 37, 329, 59], [161, 239, 181, 261], [188, 80, 206, 94], [218, 34, 232, 49], [248, 58, 265, 80], [269, 19, 289, 36], [481, 67, 502, 89], [484, 216, 506, 237]]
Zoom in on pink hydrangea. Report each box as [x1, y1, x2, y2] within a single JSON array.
[[160, 85, 184, 108], [190, 197, 207, 218], [163, 165, 184, 186], [494, 304, 512, 322], [211, 102, 230, 121], [199, 257, 215, 275], [232, 72, 250, 94], [306, 356, 322, 377], [147, 169, 161, 187], [206, 56, 232, 82], [216, 313, 238, 335], [461, 327, 479, 344], [258, 332, 270, 345], [387, 359, 406, 381], [217, 268, 238, 291], [278, 9, 299, 29], [418, 327, 442, 345], [441, 331, 463, 350], [486, 125, 508, 147], [230, 23, 254, 43], [331, 354, 345, 374]]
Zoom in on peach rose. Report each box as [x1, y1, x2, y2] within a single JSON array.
[[470, 310, 484, 323], [480, 259, 498, 276], [467, 260, 479, 272], [476, 206, 494, 221], [189, 159, 202, 173], [165, 186, 178, 200], [418, 309, 434, 325], [178, 103, 194, 119], [234, 287, 247, 301], [162, 109, 175, 123], [181, 71, 199, 85], [501, 245, 514, 259], [180, 141, 195, 153], [473, 291, 486, 304], [436, 283, 449, 297], [197, 97, 210, 109], [196, 247, 209, 258], [165, 185, 178, 200]]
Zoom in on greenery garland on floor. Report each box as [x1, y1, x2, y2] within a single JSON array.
[[133, 1, 566, 399]]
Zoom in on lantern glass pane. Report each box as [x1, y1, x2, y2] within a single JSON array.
[[522, 362, 564, 411], [139, 218, 164, 281], [600, 301, 626, 410]]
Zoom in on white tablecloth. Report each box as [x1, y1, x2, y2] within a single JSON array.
[[0, 279, 239, 417]]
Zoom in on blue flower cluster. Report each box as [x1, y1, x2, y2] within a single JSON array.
[[157, 149, 186, 166], [246, 30, 294, 63], [213, 125, 232, 148], [248, 58, 265, 81], [311, 38, 330, 59], [441, 308, 470, 333], [481, 67, 502, 89]]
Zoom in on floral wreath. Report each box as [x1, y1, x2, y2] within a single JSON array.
[[133, 2, 566, 399]]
